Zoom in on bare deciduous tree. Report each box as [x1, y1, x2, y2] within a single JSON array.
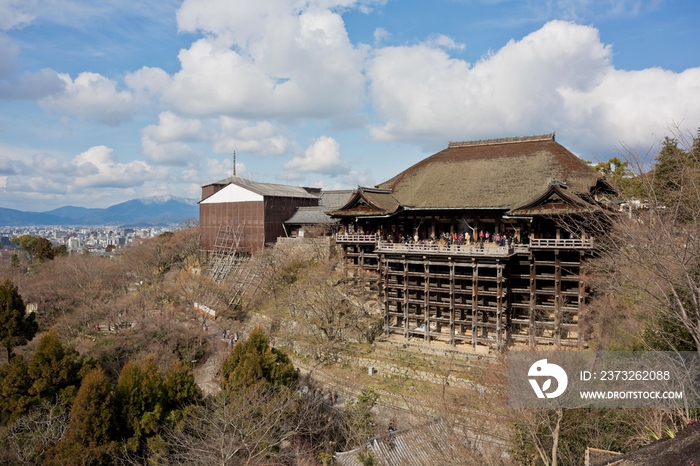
[[0, 400, 70, 465], [159, 382, 333, 466], [286, 258, 382, 360], [566, 126, 700, 353]]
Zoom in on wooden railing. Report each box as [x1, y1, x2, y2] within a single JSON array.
[[529, 238, 594, 249], [336, 235, 594, 250], [277, 236, 332, 245], [376, 241, 515, 257], [335, 234, 378, 243]]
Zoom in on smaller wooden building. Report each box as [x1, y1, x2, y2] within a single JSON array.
[[200, 176, 320, 253]]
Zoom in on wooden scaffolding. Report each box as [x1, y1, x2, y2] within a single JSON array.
[[376, 244, 588, 349], [208, 223, 246, 283]]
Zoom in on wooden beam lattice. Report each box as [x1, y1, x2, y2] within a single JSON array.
[[208, 223, 245, 283]]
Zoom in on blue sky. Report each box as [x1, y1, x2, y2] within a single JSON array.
[[0, 0, 699, 211]]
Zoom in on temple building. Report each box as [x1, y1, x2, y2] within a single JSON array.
[[329, 133, 614, 349], [199, 133, 614, 349]]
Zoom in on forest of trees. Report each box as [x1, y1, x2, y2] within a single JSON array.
[[0, 227, 384, 465], [0, 127, 699, 466]]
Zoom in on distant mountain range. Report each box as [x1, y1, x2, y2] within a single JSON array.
[[0, 196, 199, 227]]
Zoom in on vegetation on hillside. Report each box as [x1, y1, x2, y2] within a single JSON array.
[[0, 127, 699, 465]]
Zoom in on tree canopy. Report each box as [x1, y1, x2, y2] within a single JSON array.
[[33, 238, 55, 262], [0, 279, 38, 360], [10, 235, 38, 259], [27, 329, 85, 404], [220, 327, 297, 391], [650, 136, 700, 221], [592, 156, 642, 198]]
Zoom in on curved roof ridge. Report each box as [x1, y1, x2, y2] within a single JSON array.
[[376, 136, 605, 210], [448, 132, 555, 148]]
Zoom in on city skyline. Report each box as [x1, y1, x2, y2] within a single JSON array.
[[1, 0, 699, 211]]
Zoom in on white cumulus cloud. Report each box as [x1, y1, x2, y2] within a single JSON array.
[[152, 0, 369, 119], [41, 72, 139, 125], [0, 35, 65, 100], [213, 118, 290, 156], [367, 20, 700, 154], [72, 145, 154, 188], [142, 112, 204, 143], [285, 136, 349, 174]]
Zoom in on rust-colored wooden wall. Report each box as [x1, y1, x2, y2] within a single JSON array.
[[200, 196, 319, 252], [200, 201, 265, 252], [263, 196, 318, 245]]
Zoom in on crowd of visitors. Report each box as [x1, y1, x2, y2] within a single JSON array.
[[384, 229, 518, 247], [340, 224, 528, 248]]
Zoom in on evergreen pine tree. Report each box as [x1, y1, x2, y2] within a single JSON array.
[[163, 359, 201, 409], [0, 279, 38, 360], [220, 327, 296, 391], [33, 237, 55, 262], [0, 355, 32, 425], [114, 357, 165, 452], [9, 253, 20, 270], [48, 367, 117, 465], [27, 329, 84, 404]]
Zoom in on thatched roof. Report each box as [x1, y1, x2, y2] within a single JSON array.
[[377, 134, 605, 210]]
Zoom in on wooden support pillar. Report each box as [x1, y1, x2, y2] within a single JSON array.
[[529, 252, 536, 347], [577, 251, 585, 347], [424, 256, 430, 342], [382, 255, 389, 335], [403, 255, 409, 338], [471, 260, 478, 349], [554, 250, 562, 347], [449, 258, 455, 346], [496, 262, 504, 349]]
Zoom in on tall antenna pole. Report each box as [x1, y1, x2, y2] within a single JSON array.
[[232, 151, 236, 177]]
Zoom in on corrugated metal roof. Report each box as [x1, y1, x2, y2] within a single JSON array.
[[319, 190, 354, 208], [335, 419, 465, 466], [284, 206, 338, 225], [201, 176, 320, 199]]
